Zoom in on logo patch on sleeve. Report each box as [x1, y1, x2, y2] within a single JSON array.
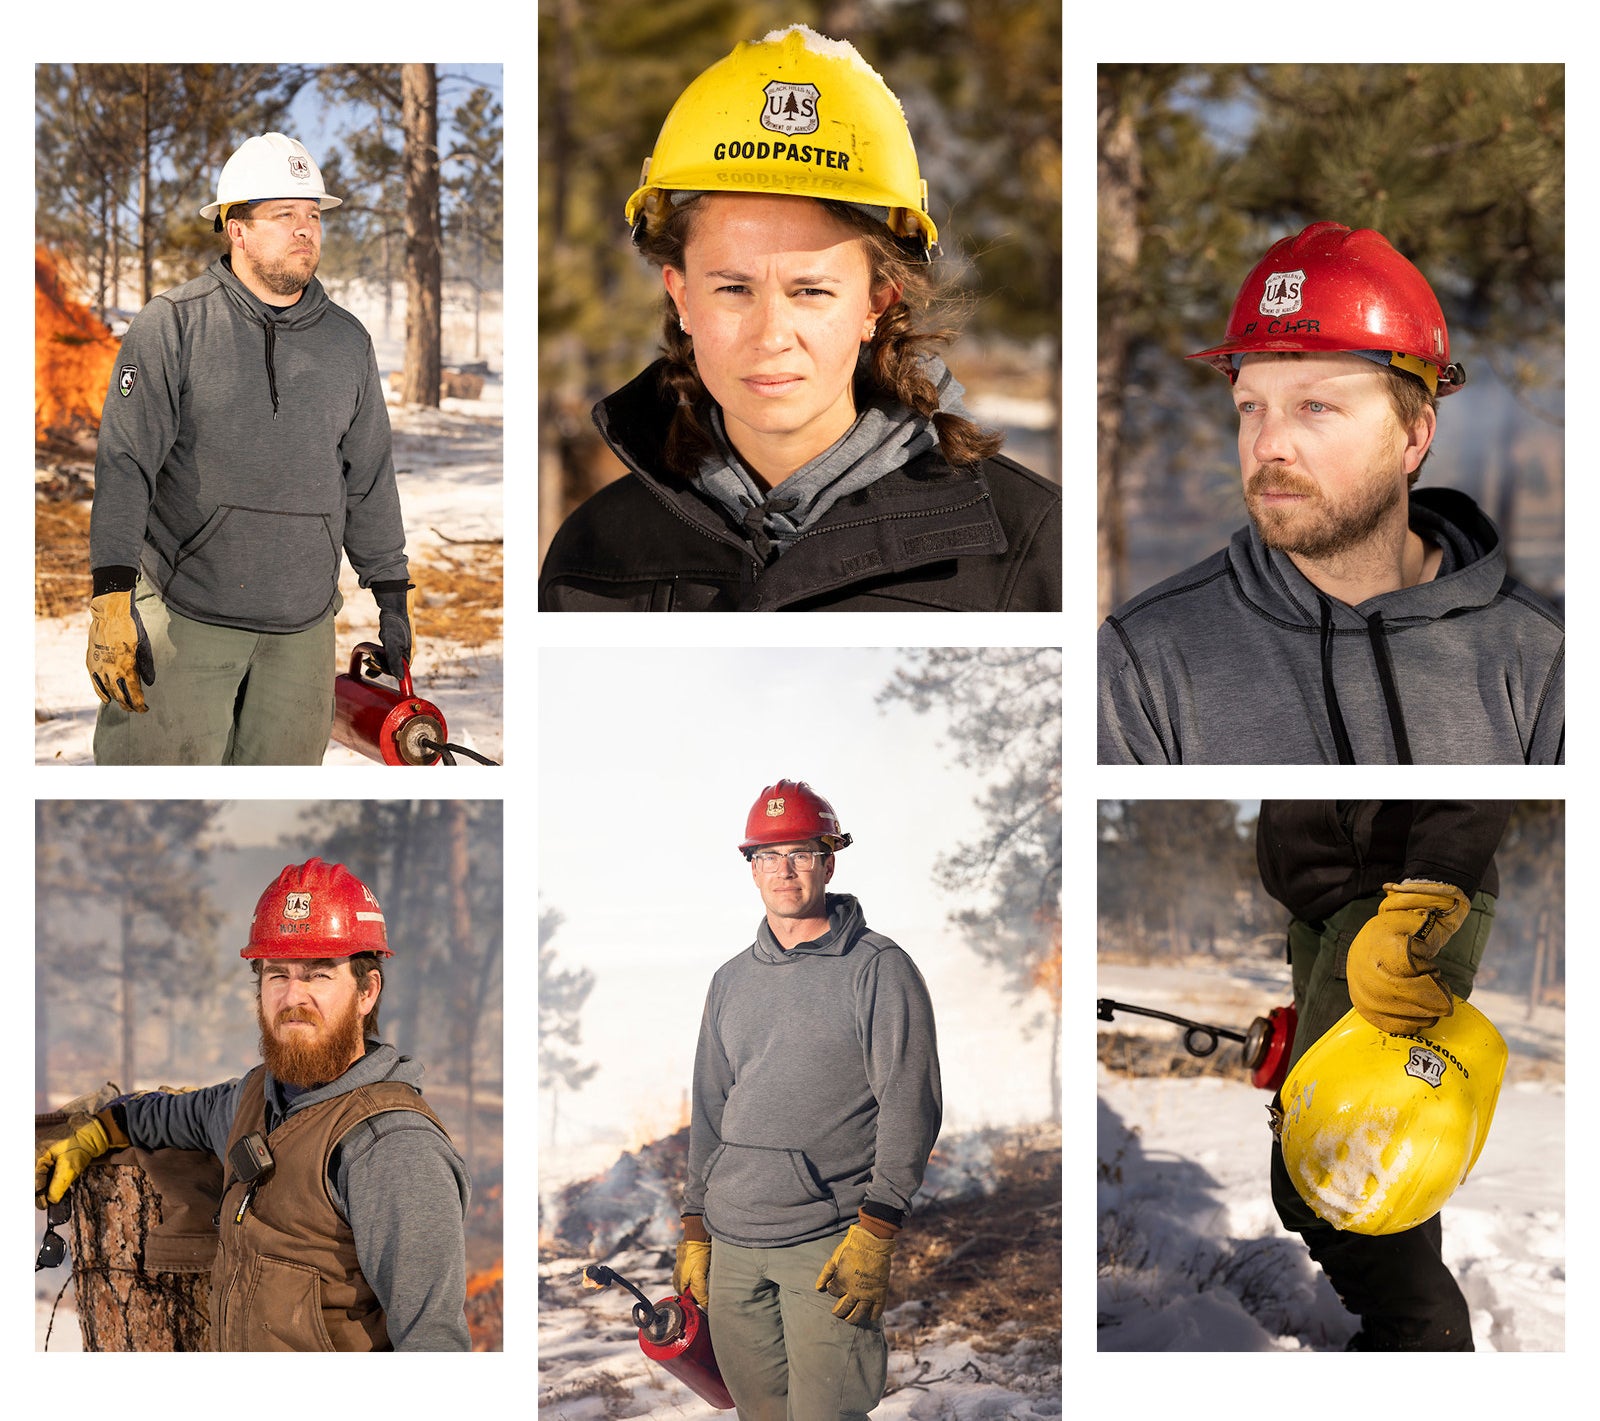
[[118, 365, 138, 398]]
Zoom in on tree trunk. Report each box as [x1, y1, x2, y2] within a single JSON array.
[[401, 63, 442, 407], [70, 1161, 213, 1351], [1096, 73, 1141, 621], [447, 801, 476, 1174], [139, 65, 153, 308], [120, 906, 136, 1093]]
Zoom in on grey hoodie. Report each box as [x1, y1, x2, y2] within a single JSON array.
[[1098, 488, 1564, 764], [121, 1040, 470, 1351], [90, 256, 408, 633], [685, 893, 942, 1248]]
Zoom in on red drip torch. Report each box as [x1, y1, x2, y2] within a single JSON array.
[[583, 1263, 736, 1410], [331, 643, 448, 766], [1097, 997, 1298, 1092]]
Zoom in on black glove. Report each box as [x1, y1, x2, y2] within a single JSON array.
[[371, 580, 415, 680]]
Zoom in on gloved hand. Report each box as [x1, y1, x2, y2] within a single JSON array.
[[372, 580, 415, 681], [35, 1109, 130, 1207], [1347, 879, 1472, 1034], [815, 1219, 897, 1326], [673, 1214, 711, 1307], [86, 589, 155, 712]]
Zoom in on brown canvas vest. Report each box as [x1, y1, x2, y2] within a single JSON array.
[[211, 1065, 448, 1351]]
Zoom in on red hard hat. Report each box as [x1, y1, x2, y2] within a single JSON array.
[[242, 857, 393, 960], [1189, 221, 1465, 397], [738, 780, 853, 855]]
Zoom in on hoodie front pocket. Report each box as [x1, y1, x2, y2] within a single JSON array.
[[704, 1142, 840, 1243], [168, 505, 340, 629]]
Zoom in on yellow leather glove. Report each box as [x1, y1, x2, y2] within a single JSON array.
[[35, 1109, 130, 1207], [1347, 880, 1472, 1035], [815, 1220, 897, 1326], [87, 590, 155, 713], [673, 1215, 711, 1307]]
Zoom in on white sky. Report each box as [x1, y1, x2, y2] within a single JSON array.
[[538, 647, 1060, 1173]]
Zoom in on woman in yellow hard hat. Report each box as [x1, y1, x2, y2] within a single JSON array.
[[538, 25, 1061, 612]]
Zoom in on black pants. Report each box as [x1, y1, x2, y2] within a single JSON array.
[[1270, 1137, 1473, 1350], [1270, 891, 1492, 1351]]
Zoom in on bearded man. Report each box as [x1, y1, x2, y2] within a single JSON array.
[[34, 858, 470, 1352], [87, 133, 413, 765], [1097, 221, 1563, 764]]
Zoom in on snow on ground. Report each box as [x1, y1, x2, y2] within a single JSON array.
[[34, 380, 502, 767], [538, 1245, 1061, 1420], [1096, 956, 1565, 1351]]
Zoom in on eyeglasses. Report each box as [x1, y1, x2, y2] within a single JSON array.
[[750, 850, 830, 873], [36, 1192, 71, 1272]]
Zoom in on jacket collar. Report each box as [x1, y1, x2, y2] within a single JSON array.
[[213, 254, 329, 327], [1227, 486, 1507, 629], [593, 362, 1009, 608]]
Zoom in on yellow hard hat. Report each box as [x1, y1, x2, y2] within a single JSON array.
[[625, 24, 938, 259], [1274, 997, 1506, 1236]]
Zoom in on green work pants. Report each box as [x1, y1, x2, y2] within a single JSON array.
[[709, 1233, 888, 1421], [93, 580, 337, 766]]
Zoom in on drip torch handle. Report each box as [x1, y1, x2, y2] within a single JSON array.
[[349, 640, 415, 698]]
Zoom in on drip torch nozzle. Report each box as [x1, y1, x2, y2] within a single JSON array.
[[582, 1262, 663, 1330]]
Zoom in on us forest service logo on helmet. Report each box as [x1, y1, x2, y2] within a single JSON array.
[[762, 81, 820, 136], [118, 365, 138, 398], [283, 892, 312, 921], [1259, 269, 1306, 317], [288, 155, 311, 181], [1404, 1045, 1446, 1089], [766, 797, 786, 817]]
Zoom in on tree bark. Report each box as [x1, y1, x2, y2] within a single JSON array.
[[69, 1160, 213, 1351], [1097, 73, 1141, 621], [401, 63, 442, 407]]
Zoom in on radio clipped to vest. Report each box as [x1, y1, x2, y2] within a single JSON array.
[[227, 1131, 274, 1223]]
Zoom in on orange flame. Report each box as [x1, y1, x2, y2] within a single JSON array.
[[36, 247, 118, 445]]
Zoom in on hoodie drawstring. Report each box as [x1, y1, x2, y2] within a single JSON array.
[[1317, 597, 1415, 764], [263, 320, 280, 417], [1365, 610, 1414, 764], [1317, 596, 1356, 764]]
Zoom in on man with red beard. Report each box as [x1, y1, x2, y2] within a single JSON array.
[[35, 858, 469, 1351], [1097, 221, 1563, 764]]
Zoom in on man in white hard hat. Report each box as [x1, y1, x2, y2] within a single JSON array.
[[87, 133, 414, 764]]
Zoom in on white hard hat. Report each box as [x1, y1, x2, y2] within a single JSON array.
[[200, 133, 343, 225]]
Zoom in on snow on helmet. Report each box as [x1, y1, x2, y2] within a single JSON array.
[[1273, 997, 1506, 1235], [738, 779, 853, 855], [625, 25, 938, 260], [1189, 221, 1466, 397], [242, 857, 392, 960], [200, 133, 343, 230]]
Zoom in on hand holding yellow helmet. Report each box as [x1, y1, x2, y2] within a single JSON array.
[[1273, 996, 1507, 1236]]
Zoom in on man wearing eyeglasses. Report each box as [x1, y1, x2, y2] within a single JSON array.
[[672, 779, 942, 1420]]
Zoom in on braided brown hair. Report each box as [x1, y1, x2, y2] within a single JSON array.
[[636, 195, 1003, 480]]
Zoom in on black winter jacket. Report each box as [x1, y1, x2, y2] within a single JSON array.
[[1256, 801, 1510, 924], [538, 362, 1062, 611]]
